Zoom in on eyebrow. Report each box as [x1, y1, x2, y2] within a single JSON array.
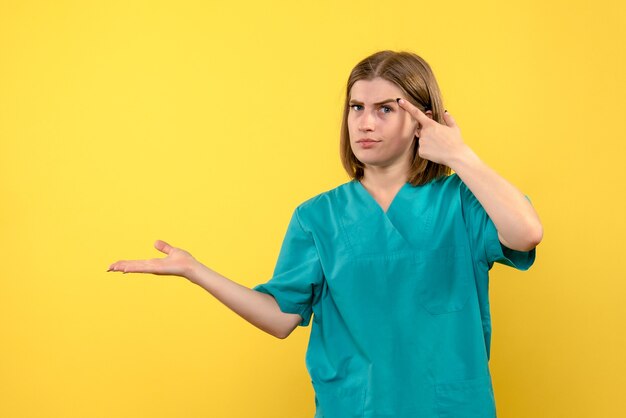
[[348, 98, 397, 106]]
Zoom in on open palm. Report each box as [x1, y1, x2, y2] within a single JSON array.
[[108, 240, 196, 277]]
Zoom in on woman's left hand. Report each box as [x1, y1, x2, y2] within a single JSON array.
[[397, 98, 469, 167]]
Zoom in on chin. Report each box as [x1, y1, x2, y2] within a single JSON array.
[[356, 158, 385, 167]]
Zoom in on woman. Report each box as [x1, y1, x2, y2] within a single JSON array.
[[108, 50, 543, 418]]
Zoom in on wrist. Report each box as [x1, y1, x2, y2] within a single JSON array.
[[184, 259, 204, 283], [448, 144, 481, 172]]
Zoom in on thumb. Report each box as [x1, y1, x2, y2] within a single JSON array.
[[442, 110, 457, 128], [154, 239, 174, 255]]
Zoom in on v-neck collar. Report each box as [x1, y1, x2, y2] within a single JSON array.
[[353, 180, 411, 215]]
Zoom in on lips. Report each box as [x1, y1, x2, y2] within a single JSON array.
[[356, 138, 380, 149]]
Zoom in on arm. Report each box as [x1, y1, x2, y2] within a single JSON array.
[[396, 98, 543, 252], [187, 262, 303, 339], [449, 146, 543, 252], [108, 240, 302, 339]]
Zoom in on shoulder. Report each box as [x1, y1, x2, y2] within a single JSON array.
[[412, 172, 464, 196], [295, 180, 353, 213], [432, 172, 469, 196], [444, 172, 478, 201], [438, 172, 462, 188], [292, 180, 354, 228], [435, 173, 480, 210]]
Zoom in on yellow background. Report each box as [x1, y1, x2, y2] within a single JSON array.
[[1, 1, 624, 417]]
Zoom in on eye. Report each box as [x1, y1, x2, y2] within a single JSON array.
[[380, 105, 393, 114], [349, 104, 363, 111]]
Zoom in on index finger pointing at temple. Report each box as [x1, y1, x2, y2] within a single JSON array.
[[396, 98, 431, 125]]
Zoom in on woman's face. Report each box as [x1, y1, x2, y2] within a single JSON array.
[[347, 77, 424, 172]]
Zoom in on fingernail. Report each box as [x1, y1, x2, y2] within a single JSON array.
[[444, 109, 448, 113], [397, 98, 404, 104]]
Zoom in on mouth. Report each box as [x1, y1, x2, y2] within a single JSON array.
[[356, 138, 380, 149]]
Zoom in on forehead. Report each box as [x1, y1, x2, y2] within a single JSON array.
[[349, 77, 403, 101]]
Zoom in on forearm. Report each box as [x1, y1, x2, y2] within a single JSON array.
[[449, 145, 543, 251], [185, 261, 298, 339]]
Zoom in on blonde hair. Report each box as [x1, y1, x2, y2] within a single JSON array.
[[339, 50, 451, 186]]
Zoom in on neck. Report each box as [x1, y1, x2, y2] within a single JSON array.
[[360, 163, 409, 192]]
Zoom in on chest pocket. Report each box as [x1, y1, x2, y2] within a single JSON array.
[[413, 245, 473, 315]]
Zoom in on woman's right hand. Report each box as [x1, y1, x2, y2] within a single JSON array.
[[107, 240, 197, 278]]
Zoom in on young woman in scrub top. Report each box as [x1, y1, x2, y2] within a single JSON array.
[[108, 50, 543, 418]]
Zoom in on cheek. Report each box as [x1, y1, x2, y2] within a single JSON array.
[[398, 113, 417, 132], [390, 118, 416, 139], [404, 120, 416, 135], [389, 115, 410, 132]]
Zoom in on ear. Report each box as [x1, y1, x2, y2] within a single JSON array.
[[415, 110, 434, 136]]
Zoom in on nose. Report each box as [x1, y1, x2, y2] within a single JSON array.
[[358, 110, 376, 132]]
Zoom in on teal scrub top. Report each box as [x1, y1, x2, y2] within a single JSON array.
[[253, 173, 536, 418]]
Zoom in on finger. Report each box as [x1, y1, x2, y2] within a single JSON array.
[[442, 110, 457, 128], [107, 261, 123, 272], [122, 260, 154, 273], [396, 98, 432, 126], [154, 239, 174, 255], [108, 260, 127, 272], [108, 259, 157, 274]]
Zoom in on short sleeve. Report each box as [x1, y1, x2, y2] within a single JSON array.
[[252, 207, 323, 327], [458, 179, 536, 271]]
